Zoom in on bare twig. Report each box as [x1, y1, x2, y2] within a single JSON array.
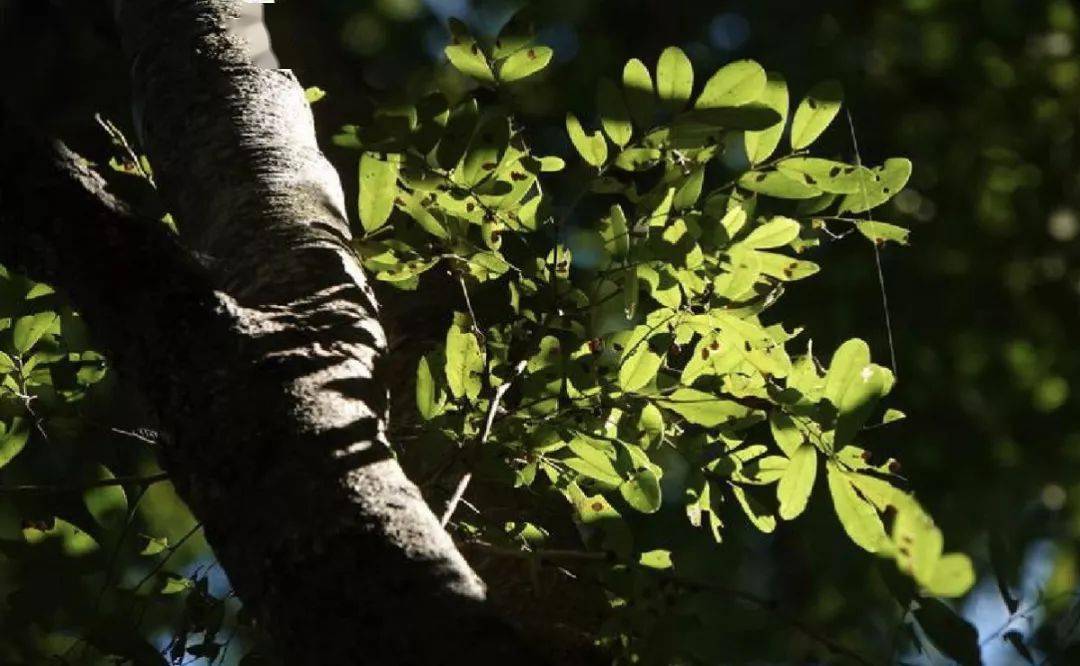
[[439, 359, 528, 527], [0, 472, 170, 495]]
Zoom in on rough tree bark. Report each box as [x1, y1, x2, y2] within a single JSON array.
[[0, 0, 542, 663]]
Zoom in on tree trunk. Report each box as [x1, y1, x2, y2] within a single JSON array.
[[1, 0, 542, 663]]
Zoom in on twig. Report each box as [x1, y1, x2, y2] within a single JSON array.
[[0, 472, 170, 495], [439, 359, 528, 527], [461, 540, 610, 562], [846, 108, 898, 377]]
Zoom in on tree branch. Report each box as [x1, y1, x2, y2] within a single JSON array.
[[3, 0, 544, 662]]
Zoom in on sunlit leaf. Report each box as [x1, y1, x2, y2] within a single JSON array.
[[597, 78, 633, 147], [856, 220, 911, 245], [566, 113, 609, 168], [827, 463, 889, 553], [499, 46, 553, 83], [620, 468, 662, 513], [659, 388, 754, 427], [790, 80, 843, 150], [656, 46, 694, 110], [622, 58, 657, 128], [838, 158, 913, 213], [777, 444, 817, 520], [13, 311, 59, 355], [358, 153, 400, 233], [745, 72, 789, 164], [695, 60, 767, 109]]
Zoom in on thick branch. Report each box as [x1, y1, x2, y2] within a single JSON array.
[[3, 0, 542, 662]]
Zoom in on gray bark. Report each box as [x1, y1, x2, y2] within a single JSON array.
[[1, 0, 543, 663]]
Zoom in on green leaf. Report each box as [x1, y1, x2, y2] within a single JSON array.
[[498, 46, 552, 83], [600, 204, 631, 258], [620, 469, 662, 513], [304, 86, 327, 104], [445, 32, 495, 83], [777, 444, 817, 520], [656, 46, 694, 110], [459, 114, 509, 186], [857, 220, 911, 245], [659, 388, 753, 427], [744, 72, 789, 164], [730, 484, 776, 533], [597, 78, 633, 147], [618, 347, 662, 392], [566, 113, 609, 168], [622, 58, 656, 128], [614, 147, 662, 171], [639, 549, 673, 569], [83, 466, 128, 532], [695, 60, 767, 109], [776, 157, 864, 194], [835, 362, 894, 446], [416, 355, 445, 420], [755, 252, 820, 281], [160, 574, 193, 595], [790, 80, 843, 150], [839, 158, 913, 213], [882, 408, 907, 424], [639, 403, 665, 446], [445, 322, 485, 401], [13, 311, 59, 355], [827, 463, 889, 553], [738, 170, 822, 199], [673, 168, 705, 211], [566, 438, 622, 488], [358, 153, 400, 233], [913, 599, 981, 666], [769, 411, 804, 457], [0, 419, 30, 469], [892, 499, 975, 598], [492, 9, 536, 60], [678, 105, 782, 131], [823, 339, 872, 407], [399, 190, 450, 239], [741, 216, 801, 249], [140, 535, 169, 556], [436, 99, 479, 170], [0, 351, 14, 374], [824, 339, 895, 445]]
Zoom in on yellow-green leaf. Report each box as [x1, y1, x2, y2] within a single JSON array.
[[827, 463, 888, 553], [659, 388, 753, 427], [597, 78, 633, 147], [656, 46, 694, 110], [695, 59, 766, 109], [790, 80, 843, 150], [620, 469, 662, 513], [777, 444, 817, 520], [741, 216, 801, 249], [13, 311, 59, 355], [618, 347, 662, 392], [622, 58, 656, 128], [358, 153, 400, 233], [857, 220, 911, 245], [498, 46, 552, 83], [566, 113, 609, 168], [745, 72, 789, 164]]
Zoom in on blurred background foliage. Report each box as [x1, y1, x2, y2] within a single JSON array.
[[1, 0, 1079, 663]]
